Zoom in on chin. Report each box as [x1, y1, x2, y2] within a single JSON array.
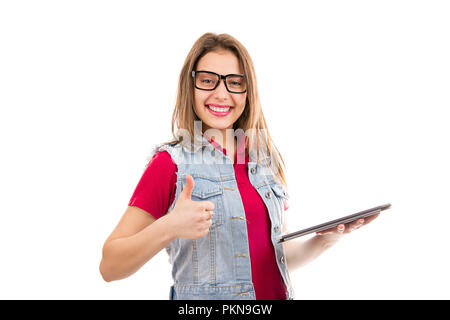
[[205, 122, 233, 131]]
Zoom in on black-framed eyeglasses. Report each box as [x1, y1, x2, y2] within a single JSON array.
[[192, 70, 247, 94]]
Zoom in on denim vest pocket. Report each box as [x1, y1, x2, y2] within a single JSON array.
[[183, 177, 225, 229]]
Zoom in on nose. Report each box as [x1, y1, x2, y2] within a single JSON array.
[[214, 78, 230, 97]]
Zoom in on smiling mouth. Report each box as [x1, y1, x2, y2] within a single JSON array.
[[205, 104, 233, 116], [206, 104, 232, 112]]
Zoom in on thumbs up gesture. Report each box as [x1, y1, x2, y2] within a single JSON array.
[[167, 174, 215, 239]]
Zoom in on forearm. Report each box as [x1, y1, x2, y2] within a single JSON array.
[[100, 214, 175, 282], [283, 233, 343, 271]]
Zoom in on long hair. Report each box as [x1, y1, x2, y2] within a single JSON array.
[[163, 32, 289, 190]]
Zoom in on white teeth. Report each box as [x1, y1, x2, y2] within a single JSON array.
[[207, 105, 230, 112]]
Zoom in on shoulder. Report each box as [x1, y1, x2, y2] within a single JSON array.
[[146, 139, 181, 167], [147, 150, 177, 171], [135, 150, 177, 195]]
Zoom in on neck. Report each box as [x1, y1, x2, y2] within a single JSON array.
[[203, 125, 233, 147]]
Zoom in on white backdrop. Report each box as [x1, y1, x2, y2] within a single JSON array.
[[1, 0, 449, 299]]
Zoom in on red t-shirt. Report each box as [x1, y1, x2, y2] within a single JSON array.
[[128, 138, 289, 300]]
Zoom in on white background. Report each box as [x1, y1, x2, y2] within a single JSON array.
[[1, 0, 449, 299]]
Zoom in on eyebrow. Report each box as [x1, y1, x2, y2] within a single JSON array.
[[196, 70, 245, 76]]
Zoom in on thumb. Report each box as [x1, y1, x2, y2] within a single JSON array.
[[180, 174, 194, 200]]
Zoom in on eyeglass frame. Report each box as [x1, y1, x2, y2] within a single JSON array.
[[191, 70, 247, 94]]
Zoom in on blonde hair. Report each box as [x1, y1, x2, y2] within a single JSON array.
[[164, 32, 288, 190]]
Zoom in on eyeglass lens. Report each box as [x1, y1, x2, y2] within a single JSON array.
[[195, 72, 246, 93]]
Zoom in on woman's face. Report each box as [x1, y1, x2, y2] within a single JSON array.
[[193, 50, 247, 134]]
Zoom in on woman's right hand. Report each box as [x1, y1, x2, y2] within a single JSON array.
[[166, 174, 215, 239]]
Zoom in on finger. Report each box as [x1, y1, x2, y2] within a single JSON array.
[[348, 218, 365, 231], [337, 224, 345, 234], [180, 174, 194, 200], [363, 213, 380, 225], [201, 200, 215, 211], [204, 222, 212, 233], [317, 223, 345, 235], [201, 219, 212, 230], [197, 227, 210, 238], [203, 210, 214, 220]]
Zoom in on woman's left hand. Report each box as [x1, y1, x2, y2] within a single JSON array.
[[316, 212, 380, 236]]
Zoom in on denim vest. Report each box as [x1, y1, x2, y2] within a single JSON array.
[[147, 134, 294, 300]]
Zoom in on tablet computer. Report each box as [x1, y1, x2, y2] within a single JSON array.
[[277, 203, 391, 243]]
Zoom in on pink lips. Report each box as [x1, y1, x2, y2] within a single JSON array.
[[205, 104, 232, 117]]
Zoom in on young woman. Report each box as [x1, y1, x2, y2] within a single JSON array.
[[99, 32, 378, 300]]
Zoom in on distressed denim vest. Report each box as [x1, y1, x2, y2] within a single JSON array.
[[147, 134, 294, 300]]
